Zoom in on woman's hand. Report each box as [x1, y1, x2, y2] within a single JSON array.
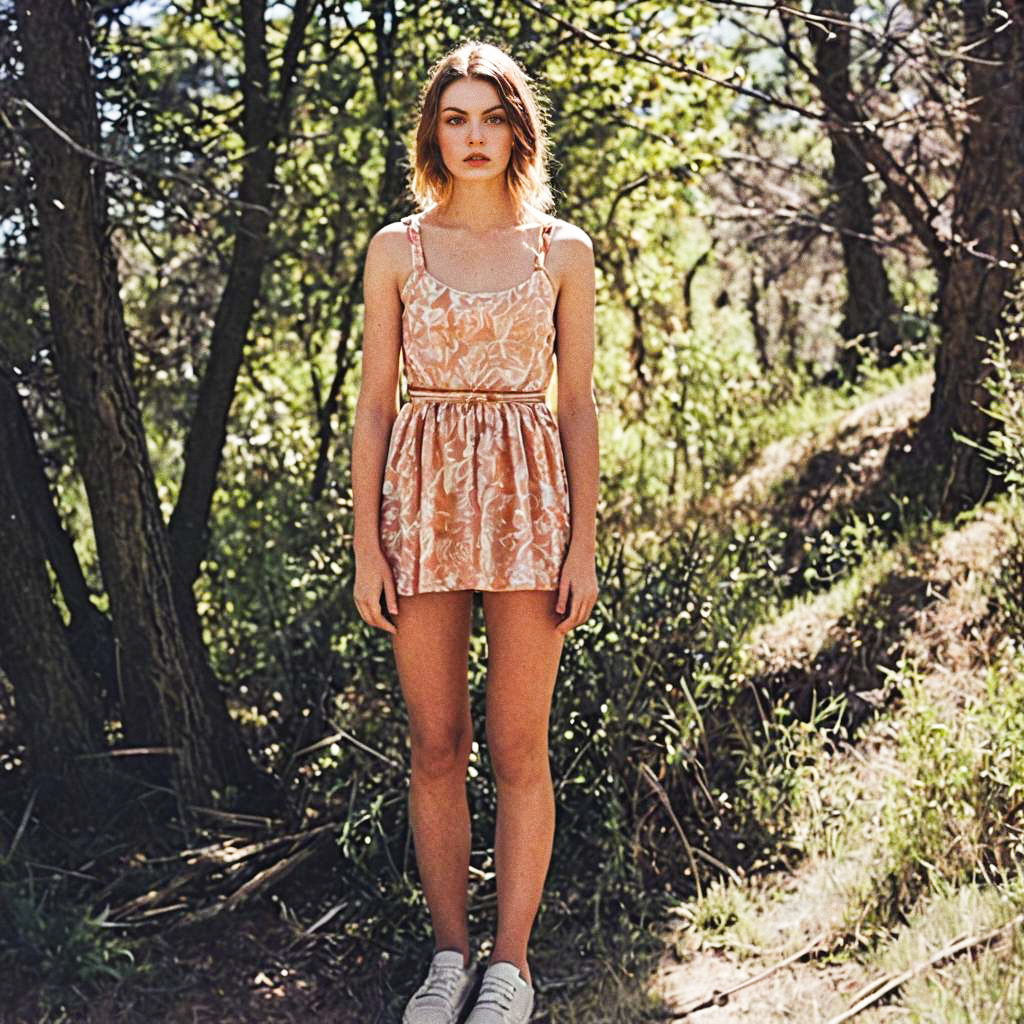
[[354, 544, 400, 634], [555, 544, 598, 634]]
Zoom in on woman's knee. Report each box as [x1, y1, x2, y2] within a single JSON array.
[[486, 725, 550, 787], [409, 719, 473, 781]]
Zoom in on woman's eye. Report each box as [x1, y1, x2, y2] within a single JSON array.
[[487, 115, 505, 124], [446, 116, 463, 125]]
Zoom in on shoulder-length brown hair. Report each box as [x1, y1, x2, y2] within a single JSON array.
[[411, 41, 553, 214]]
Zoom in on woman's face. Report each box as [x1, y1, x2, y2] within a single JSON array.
[[436, 77, 514, 186]]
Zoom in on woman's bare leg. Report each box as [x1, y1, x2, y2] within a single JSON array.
[[480, 589, 566, 985], [391, 589, 475, 962]]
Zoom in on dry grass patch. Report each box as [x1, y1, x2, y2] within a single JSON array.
[[648, 497, 1020, 1024], [712, 372, 933, 523]]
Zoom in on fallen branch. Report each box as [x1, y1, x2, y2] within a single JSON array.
[[640, 764, 704, 900], [297, 725, 404, 771], [222, 837, 323, 912], [186, 805, 279, 830], [661, 930, 830, 1019], [107, 821, 337, 923], [640, 764, 745, 895], [825, 913, 1024, 1023], [6, 788, 37, 860]]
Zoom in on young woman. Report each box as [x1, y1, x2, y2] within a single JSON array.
[[351, 41, 599, 1024]]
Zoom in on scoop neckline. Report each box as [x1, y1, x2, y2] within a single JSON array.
[[401, 264, 555, 302], [404, 213, 556, 298], [419, 267, 543, 298]]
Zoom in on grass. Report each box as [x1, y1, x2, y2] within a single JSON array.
[[4, 340, 1018, 1021], [867, 885, 1024, 1023], [851, 649, 1024, 930], [578, 353, 1024, 1022], [653, 476, 1024, 1022], [0, 868, 142, 1020]]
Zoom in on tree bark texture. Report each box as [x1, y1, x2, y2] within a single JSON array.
[[0, 378, 104, 801], [920, 0, 1024, 511], [14, 0, 251, 801], [809, 0, 902, 378], [0, 372, 117, 703]]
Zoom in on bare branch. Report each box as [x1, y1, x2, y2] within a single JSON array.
[[11, 97, 273, 216]]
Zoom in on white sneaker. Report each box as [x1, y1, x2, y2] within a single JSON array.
[[465, 962, 534, 1023], [402, 949, 478, 1024]]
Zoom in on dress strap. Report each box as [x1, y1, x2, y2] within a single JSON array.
[[403, 213, 426, 274], [534, 219, 555, 270]]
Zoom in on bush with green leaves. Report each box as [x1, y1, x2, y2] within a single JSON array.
[[266, 514, 813, 965]]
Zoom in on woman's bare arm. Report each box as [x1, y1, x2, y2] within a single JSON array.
[[351, 224, 409, 631], [549, 223, 599, 632]]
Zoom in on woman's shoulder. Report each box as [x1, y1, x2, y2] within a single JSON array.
[[542, 217, 594, 276], [366, 218, 418, 269], [550, 219, 592, 246], [536, 212, 592, 253], [363, 219, 421, 295], [369, 217, 417, 247], [527, 212, 593, 291]]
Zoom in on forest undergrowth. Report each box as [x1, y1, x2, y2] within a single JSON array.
[[649, 346, 1024, 1023], [2, 348, 1021, 1023]]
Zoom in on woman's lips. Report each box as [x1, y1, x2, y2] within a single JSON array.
[[464, 155, 490, 163]]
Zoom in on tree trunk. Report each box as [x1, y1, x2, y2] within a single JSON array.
[[0, 380, 104, 809], [15, 0, 252, 802], [916, 0, 1024, 512], [746, 262, 770, 373], [0, 372, 117, 706], [311, 278, 360, 501], [809, 0, 902, 379], [169, 0, 313, 587]]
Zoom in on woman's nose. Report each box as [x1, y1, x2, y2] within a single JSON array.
[[467, 119, 485, 143]]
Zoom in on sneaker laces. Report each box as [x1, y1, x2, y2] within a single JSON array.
[[475, 973, 518, 1010], [415, 962, 465, 1005]]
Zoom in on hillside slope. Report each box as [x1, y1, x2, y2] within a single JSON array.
[[648, 374, 1023, 1023]]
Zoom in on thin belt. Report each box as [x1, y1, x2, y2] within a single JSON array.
[[407, 385, 547, 404]]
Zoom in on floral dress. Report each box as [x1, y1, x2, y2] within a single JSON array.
[[378, 212, 572, 595]]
